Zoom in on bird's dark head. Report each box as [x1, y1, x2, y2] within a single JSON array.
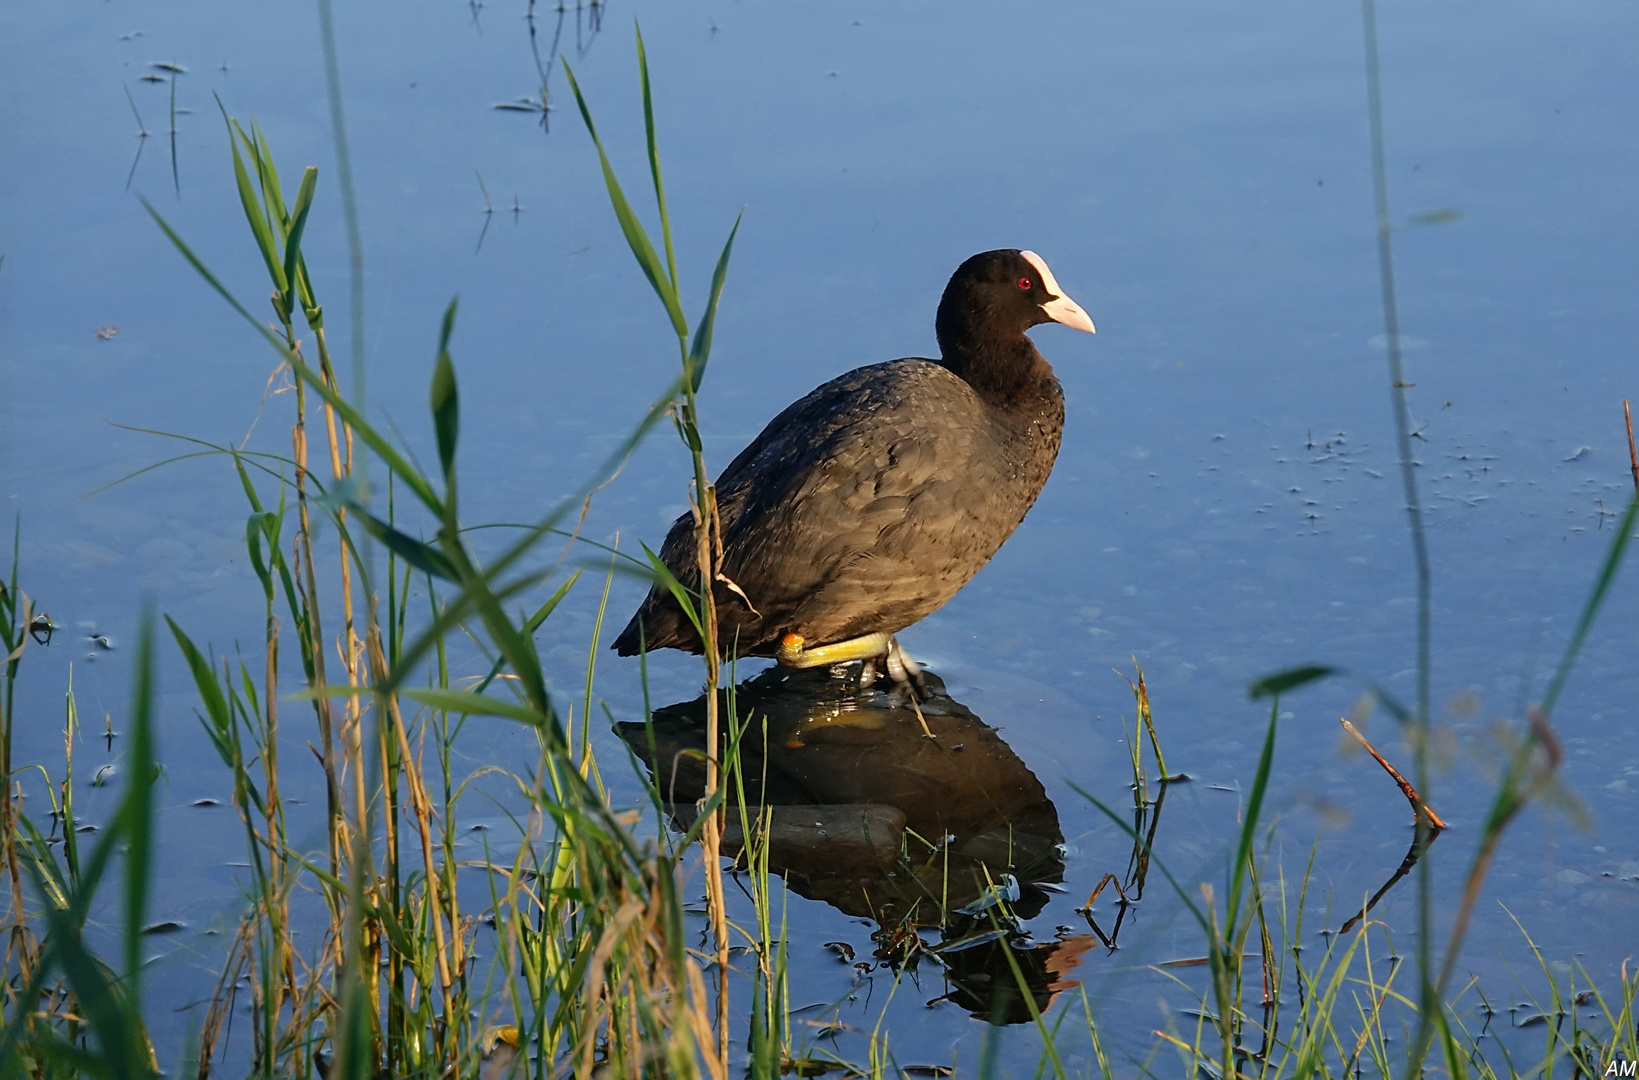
[[935, 249, 1094, 394]]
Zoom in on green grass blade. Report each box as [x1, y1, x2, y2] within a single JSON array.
[[563, 60, 688, 338], [382, 373, 685, 693], [1434, 1004, 1472, 1080], [430, 298, 460, 487], [14, 814, 71, 910], [687, 211, 741, 392], [14, 1032, 109, 1076], [220, 111, 286, 298], [38, 902, 152, 1078], [401, 687, 551, 729], [246, 117, 289, 228], [636, 23, 680, 299], [244, 510, 277, 599], [1361, 676, 1413, 723], [165, 616, 233, 752], [351, 508, 459, 581], [640, 541, 703, 640], [374, 570, 550, 699], [1541, 492, 1638, 715], [122, 606, 156, 1011], [454, 565, 558, 735], [286, 350, 442, 514], [1226, 698, 1279, 933], [280, 165, 319, 304], [1248, 664, 1336, 699], [472, 569, 581, 695]]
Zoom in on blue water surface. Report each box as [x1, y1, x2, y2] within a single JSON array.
[[3, 0, 1637, 1071]]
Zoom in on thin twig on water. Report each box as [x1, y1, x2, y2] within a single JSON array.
[[1339, 718, 1448, 831]]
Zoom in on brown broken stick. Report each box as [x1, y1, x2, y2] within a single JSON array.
[[1625, 400, 1638, 495], [1078, 872, 1130, 912], [1340, 718, 1449, 831]]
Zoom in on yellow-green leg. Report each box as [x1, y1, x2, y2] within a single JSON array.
[[776, 631, 893, 669], [777, 631, 928, 708]]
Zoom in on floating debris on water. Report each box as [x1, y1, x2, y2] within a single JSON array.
[[955, 874, 1019, 915], [1408, 208, 1462, 226], [822, 941, 855, 963], [95, 325, 119, 340], [142, 920, 186, 935], [193, 798, 221, 807]]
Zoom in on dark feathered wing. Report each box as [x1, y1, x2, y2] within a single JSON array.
[[614, 357, 1057, 657]]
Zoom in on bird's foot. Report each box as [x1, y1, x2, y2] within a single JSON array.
[[870, 639, 932, 735], [882, 637, 927, 702]]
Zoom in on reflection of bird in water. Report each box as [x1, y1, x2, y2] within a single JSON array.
[[613, 249, 1094, 692], [617, 665, 1098, 1024]]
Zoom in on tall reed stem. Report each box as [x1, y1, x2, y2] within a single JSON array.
[[1360, 2, 1438, 1067]]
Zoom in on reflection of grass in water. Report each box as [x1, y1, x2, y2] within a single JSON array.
[[121, 83, 149, 193], [474, 170, 495, 254], [2, 13, 1639, 1080], [493, 0, 608, 132]]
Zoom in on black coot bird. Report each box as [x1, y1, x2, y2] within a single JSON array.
[[613, 249, 1094, 688]]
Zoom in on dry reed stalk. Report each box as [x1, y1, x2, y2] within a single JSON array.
[[312, 339, 371, 998], [262, 610, 291, 1030], [1132, 665, 1170, 782], [1249, 856, 1277, 1007], [282, 937, 341, 1058], [195, 918, 254, 1077], [691, 484, 731, 1064], [368, 624, 457, 1024], [1, 590, 34, 955], [1626, 400, 1637, 494], [573, 897, 647, 1076], [374, 655, 403, 1066], [1080, 872, 1130, 910], [1339, 718, 1448, 830], [287, 371, 345, 888]]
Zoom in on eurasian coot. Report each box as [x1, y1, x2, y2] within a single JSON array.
[[613, 248, 1094, 687]]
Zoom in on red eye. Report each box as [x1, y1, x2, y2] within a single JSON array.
[[1018, 277, 1032, 290]]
